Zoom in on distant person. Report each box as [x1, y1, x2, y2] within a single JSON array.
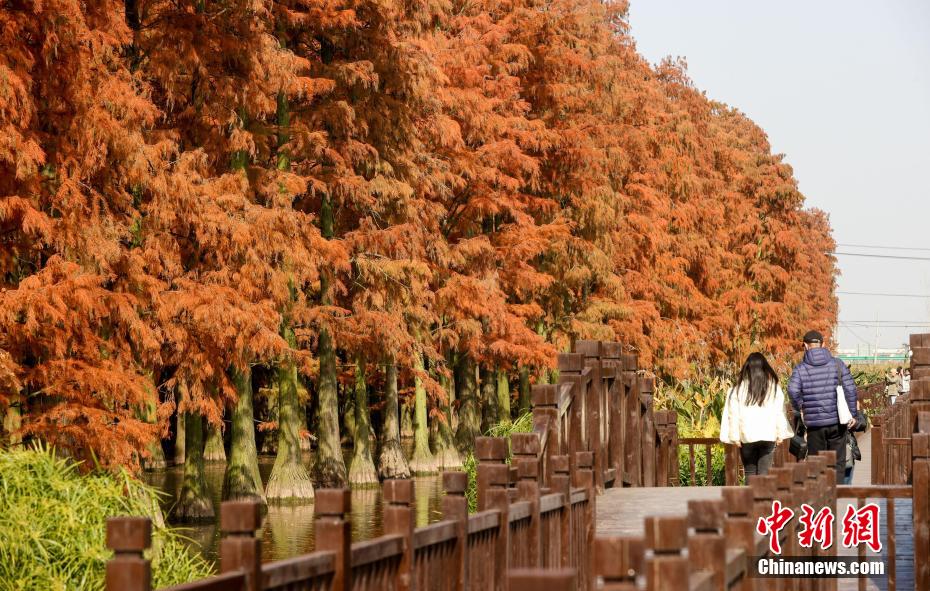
[[719, 352, 794, 476], [885, 367, 899, 404], [788, 330, 859, 481], [903, 369, 911, 395]]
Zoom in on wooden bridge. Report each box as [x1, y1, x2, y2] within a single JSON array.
[[104, 337, 930, 591]]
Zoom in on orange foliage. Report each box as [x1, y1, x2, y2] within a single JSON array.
[[0, 0, 836, 466]]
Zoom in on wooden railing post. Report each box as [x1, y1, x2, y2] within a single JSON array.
[[315, 489, 351, 591], [654, 410, 670, 487], [912, 413, 930, 589], [105, 517, 152, 591], [551, 454, 573, 569], [220, 500, 262, 591], [871, 415, 884, 485], [817, 451, 838, 591], [509, 568, 576, 591], [769, 466, 796, 590], [558, 353, 587, 476], [513, 434, 542, 567], [644, 516, 688, 590], [478, 436, 511, 591], [748, 475, 776, 523], [532, 384, 560, 487], [383, 479, 415, 591], [574, 451, 595, 591], [621, 354, 639, 486], [602, 342, 624, 488], [595, 536, 643, 590], [722, 487, 755, 591], [443, 471, 468, 591], [667, 411, 679, 486], [639, 376, 656, 487], [725, 444, 740, 485], [575, 340, 605, 491], [687, 499, 725, 590]]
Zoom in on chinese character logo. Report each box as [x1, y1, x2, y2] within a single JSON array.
[[798, 504, 835, 549], [756, 500, 795, 554], [841, 503, 882, 552]]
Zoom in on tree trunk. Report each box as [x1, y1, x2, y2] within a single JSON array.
[[378, 360, 411, 479], [173, 386, 186, 465], [313, 193, 347, 488], [174, 413, 214, 522], [454, 354, 480, 452], [223, 367, 266, 504], [2, 403, 21, 447], [497, 370, 511, 426], [433, 371, 462, 470], [140, 390, 166, 470], [479, 365, 499, 433], [401, 399, 413, 439], [259, 384, 279, 455], [518, 366, 531, 414], [410, 351, 437, 474], [204, 422, 226, 462], [348, 358, 379, 485], [266, 331, 315, 501], [313, 325, 347, 487]]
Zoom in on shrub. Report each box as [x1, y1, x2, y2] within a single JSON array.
[[0, 444, 212, 590]]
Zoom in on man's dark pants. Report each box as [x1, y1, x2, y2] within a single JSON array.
[[806, 423, 847, 480]]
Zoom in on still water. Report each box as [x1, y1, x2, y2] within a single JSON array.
[[143, 453, 446, 565]]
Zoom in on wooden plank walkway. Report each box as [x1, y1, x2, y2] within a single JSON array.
[[596, 431, 914, 590]]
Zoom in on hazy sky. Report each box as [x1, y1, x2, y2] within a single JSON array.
[[628, 0, 930, 352]]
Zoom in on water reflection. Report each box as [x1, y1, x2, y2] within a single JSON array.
[[143, 453, 446, 566]]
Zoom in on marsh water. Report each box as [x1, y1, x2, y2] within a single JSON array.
[[143, 452, 446, 566]]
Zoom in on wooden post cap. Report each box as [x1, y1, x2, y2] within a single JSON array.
[[511, 433, 541, 456], [485, 464, 510, 487], [792, 463, 807, 485], [220, 500, 261, 533], [687, 500, 723, 531], [315, 489, 351, 515], [912, 347, 930, 366], [557, 353, 586, 372], [911, 379, 930, 400], [644, 516, 687, 552], [621, 354, 638, 371], [602, 342, 623, 359], [509, 568, 576, 590], [532, 384, 559, 406], [476, 437, 508, 462], [914, 433, 930, 458], [575, 451, 594, 469], [595, 536, 644, 579], [443, 471, 467, 494], [721, 487, 753, 516], [551, 455, 570, 474], [383, 479, 413, 505], [911, 334, 930, 349], [748, 475, 776, 499], [517, 458, 539, 480], [770, 467, 793, 491], [574, 340, 602, 358], [638, 376, 655, 393], [106, 517, 152, 552]]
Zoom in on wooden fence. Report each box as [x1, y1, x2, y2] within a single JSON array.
[[105, 335, 930, 590]]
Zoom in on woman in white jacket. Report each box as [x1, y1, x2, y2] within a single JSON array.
[[719, 352, 794, 476]]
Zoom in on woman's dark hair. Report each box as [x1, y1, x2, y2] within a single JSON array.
[[737, 352, 779, 407]]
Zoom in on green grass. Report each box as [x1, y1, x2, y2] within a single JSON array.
[[462, 412, 534, 512], [0, 444, 212, 591]]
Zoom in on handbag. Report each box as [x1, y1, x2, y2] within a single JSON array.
[[789, 414, 808, 459], [835, 360, 853, 425]]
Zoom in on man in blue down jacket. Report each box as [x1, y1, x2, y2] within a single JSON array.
[[788, 330, 859, 480]]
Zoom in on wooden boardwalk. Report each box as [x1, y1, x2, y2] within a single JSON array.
[[596, 431, 915, 591]]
